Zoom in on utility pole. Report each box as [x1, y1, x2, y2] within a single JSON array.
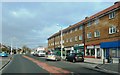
[[57, 24, 63, 59]]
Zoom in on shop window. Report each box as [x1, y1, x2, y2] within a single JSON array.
[[86, 49, 95, 56], [110, 48, 118, 58], [91, 49, 95, 56], [97, 48, 101, 58], [118, 48, 120, 57], [109, 26, 116, 34], [86, 49, 90, 56]]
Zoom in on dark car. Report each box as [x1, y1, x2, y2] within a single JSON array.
[[66, 53, 84, 63]]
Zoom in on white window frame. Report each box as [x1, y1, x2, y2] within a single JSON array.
[[75, 36, 78, 41], [66, 39, 68, 42], [109, 26, 116, 34], [109, 11, 115, 19], [79, 35, 82, 40], [94, 30, 100, 37], [70, 38, 72, 42], [75, 28, 78, 31], [63, 40, 64, 44], [87, 32, 92, 38], [87, 21, 92, 27], [94, 18, 99, 25], [79, 25, 83, 30], [70, 30, 72, 33]]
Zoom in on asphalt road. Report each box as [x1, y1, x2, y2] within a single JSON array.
[[1, 54, 48, 74], [25, 54, 114, 75], [1, 54, 117, 75]]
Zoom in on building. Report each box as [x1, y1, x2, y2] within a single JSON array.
[[48, 2, 120, 61]]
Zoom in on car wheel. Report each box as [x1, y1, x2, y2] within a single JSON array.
[[72, 59, 75, 63], [65, 59, 68, 61], [82, 59, 84, 62]]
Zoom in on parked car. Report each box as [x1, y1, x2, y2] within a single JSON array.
[[0, 52, 8, 57], [46, 52, 61, 61], [66, 53, 84, 63]]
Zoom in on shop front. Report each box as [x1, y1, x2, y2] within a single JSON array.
[[64, 47, 73, 56], [85, 45, 95, 58], [100, 40, 120, 58], [85, 45, 101, 58], [74, 44, 84, 55]]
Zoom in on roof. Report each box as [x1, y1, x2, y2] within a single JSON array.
[[48, 2, 120, 40]]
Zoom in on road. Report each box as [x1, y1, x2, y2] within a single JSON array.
[[1, 54, 48, 74], [1, 54, 116, 75]]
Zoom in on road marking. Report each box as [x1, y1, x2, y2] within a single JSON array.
[[23, 55, 71, 75]]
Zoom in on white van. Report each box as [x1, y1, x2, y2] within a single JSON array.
[[37, 50, 46, 57]]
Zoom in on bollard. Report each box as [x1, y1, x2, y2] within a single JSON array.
[[103, 59, 105, 64], [119, 59, 120, 63]]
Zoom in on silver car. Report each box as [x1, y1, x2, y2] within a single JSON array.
[[46, 53, 61, 61]]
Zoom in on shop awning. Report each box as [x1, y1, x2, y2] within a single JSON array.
[[74, 46, 84, 49], [100, 40, 120, 48]]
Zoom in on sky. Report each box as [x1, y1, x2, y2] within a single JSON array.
[[1, 0, 118, 49]]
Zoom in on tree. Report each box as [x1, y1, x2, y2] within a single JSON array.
[[22, 45, 31, 54]]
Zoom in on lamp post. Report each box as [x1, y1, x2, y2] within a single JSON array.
[[57, 24, 63, 59], [10, 39, 13, 55]]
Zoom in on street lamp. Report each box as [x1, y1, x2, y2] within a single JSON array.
[[10, 39, 13, 55], [57, 24, 63, 59]]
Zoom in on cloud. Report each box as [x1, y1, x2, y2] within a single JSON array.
[[2, 2, 115, 48], [10, 8, 36, 18]]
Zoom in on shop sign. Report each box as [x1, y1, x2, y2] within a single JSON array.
[[87, 46, 94, 49]]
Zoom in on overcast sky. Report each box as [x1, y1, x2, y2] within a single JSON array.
[[1, 1, 117, 49]]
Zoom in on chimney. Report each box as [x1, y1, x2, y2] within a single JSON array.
[[114, 1, 120, 5], [85, 16, 89, 19]]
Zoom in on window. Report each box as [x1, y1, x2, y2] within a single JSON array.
[[94, 30, 100, 37], [87, 32, 92, 38], [66, 39, 68, 42], [87, 21, 92, 27], [109, 48, 119, 58], [79, 25, 83, 30], [94, 18, 99, 25], [109, 12, 115, 19], [75, 36, 77, 41], [79, 35, 82, 40], [70, 30, 72, 33], [70, 38, 72, 42], [72, 28, 75, 32], [75, 28, 78, 31], [86, 49, 95, 56], [109, 26, 116, 34]]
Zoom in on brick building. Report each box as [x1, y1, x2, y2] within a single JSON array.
[[48, 2, 120, 60]]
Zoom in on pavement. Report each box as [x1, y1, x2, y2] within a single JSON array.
[[84, 58, 120, 74], [0, 55, 13, 70]]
